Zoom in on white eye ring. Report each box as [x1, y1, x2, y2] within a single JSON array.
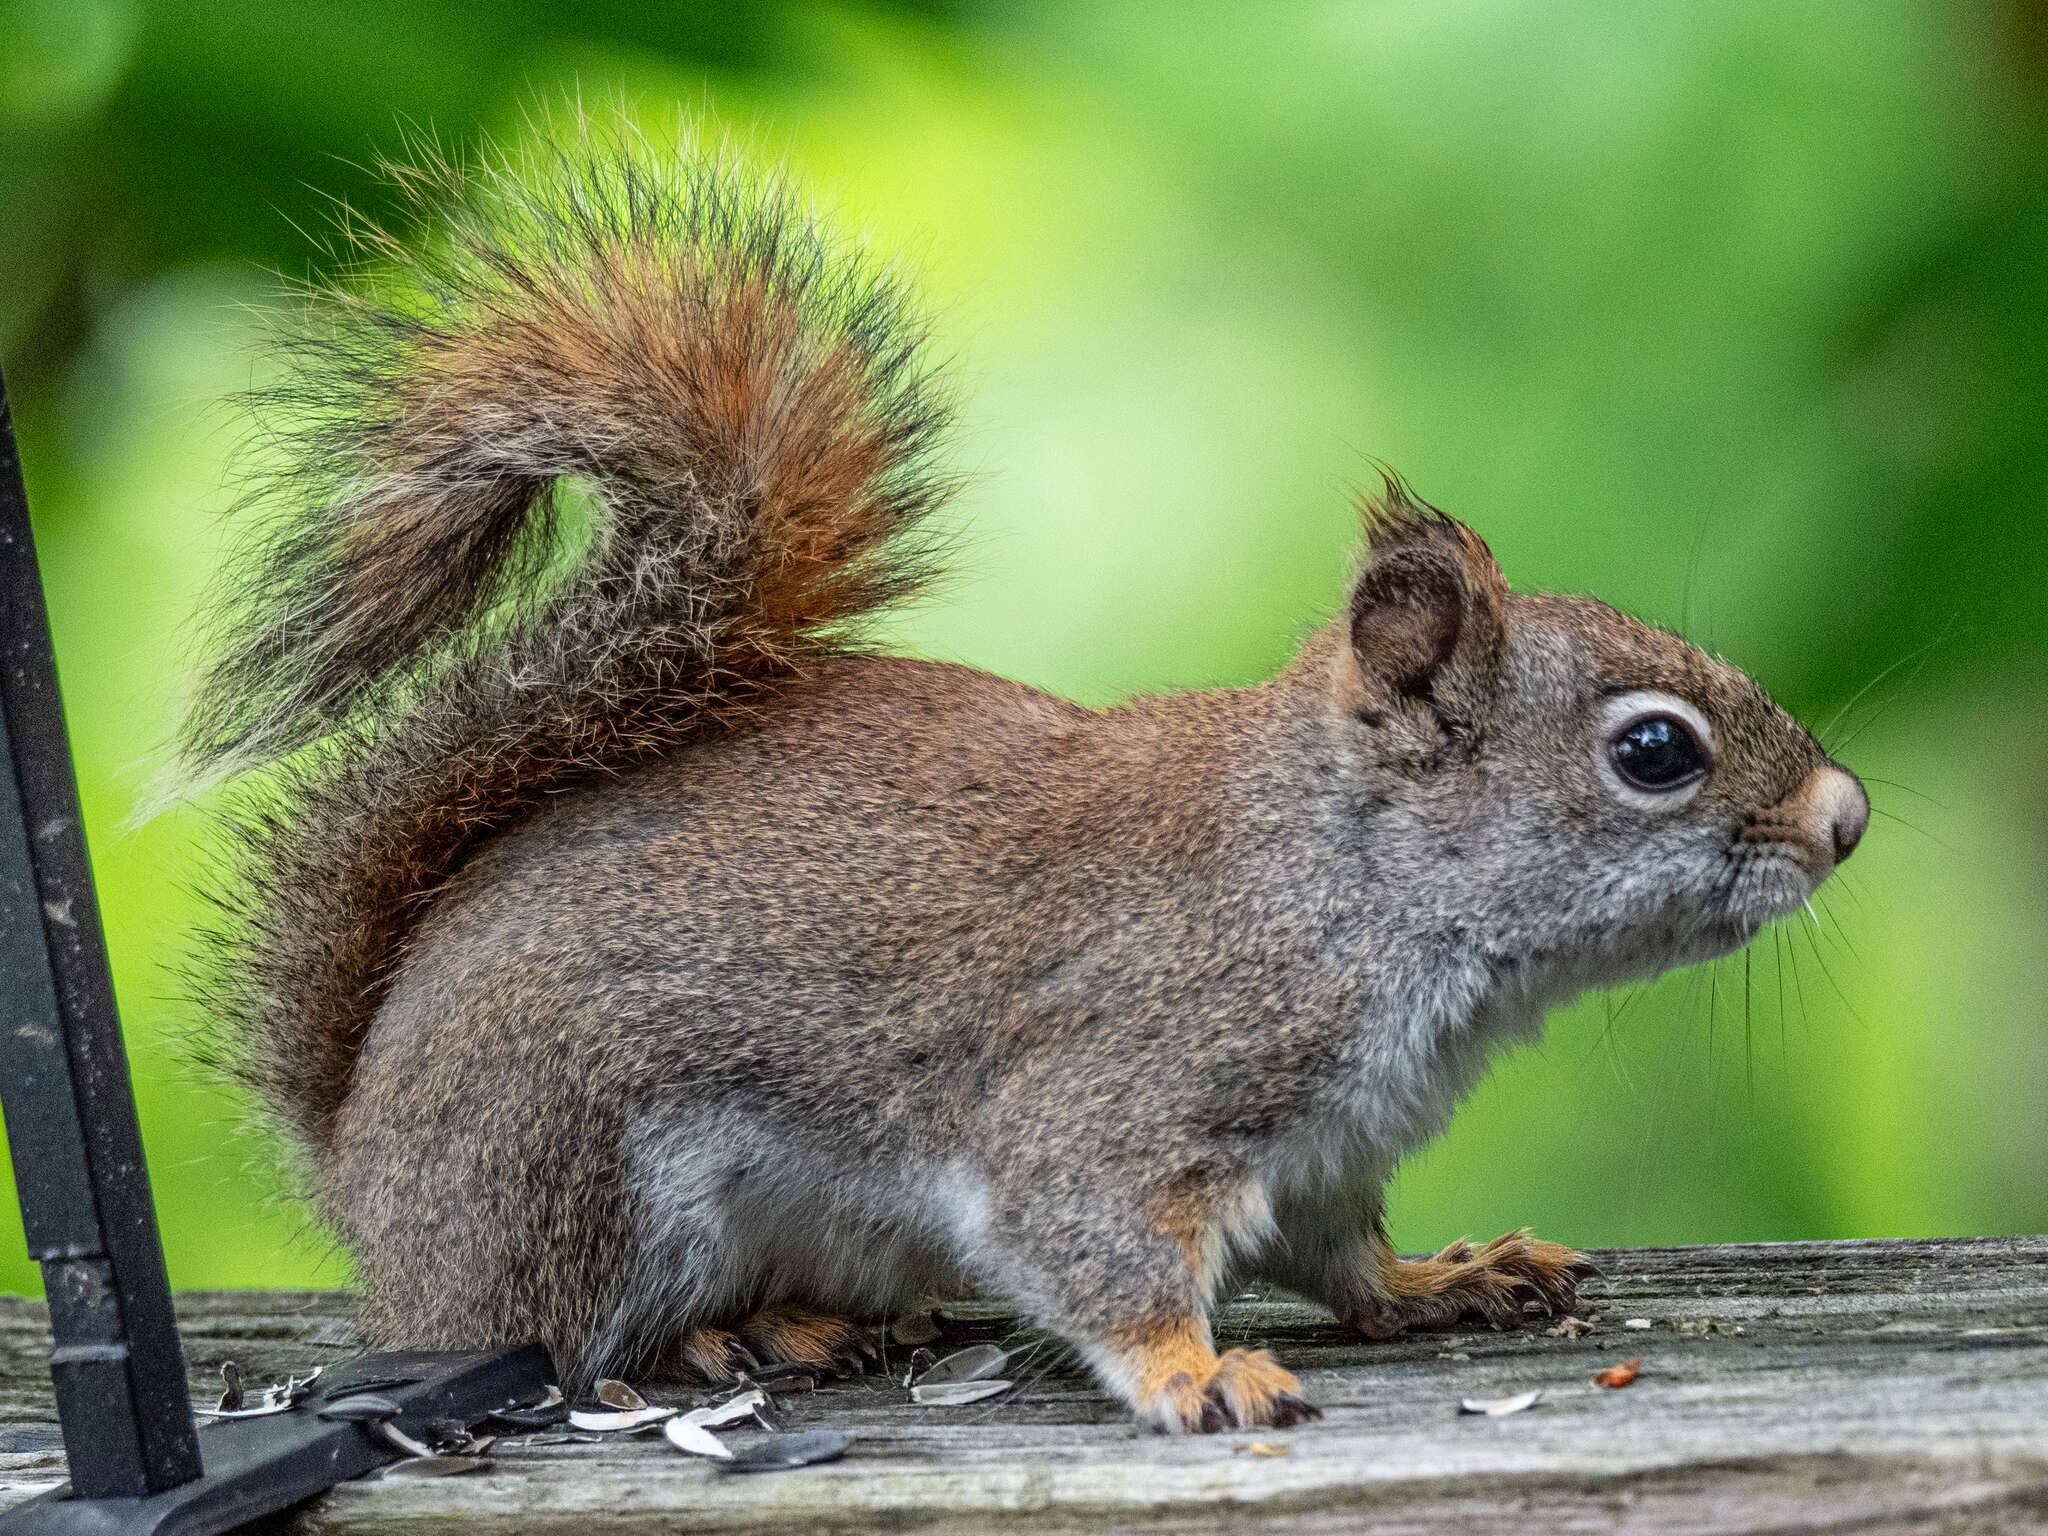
[[1596, 690, 1714, 812]]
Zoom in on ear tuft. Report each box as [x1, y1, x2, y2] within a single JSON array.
[[1354, 468, 1445, 545], [1347, 472, 1507, 709]]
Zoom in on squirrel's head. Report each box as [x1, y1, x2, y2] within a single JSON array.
[[1321, 480, 1867, 996]]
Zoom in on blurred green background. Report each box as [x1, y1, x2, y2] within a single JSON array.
[[1, 0, 2044, 1296]]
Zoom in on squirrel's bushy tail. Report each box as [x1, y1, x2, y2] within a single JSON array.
[[180, 127, 954, 1158]]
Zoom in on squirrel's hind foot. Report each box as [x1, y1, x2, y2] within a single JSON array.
[[666, 1325, 759, 1383], [1350, 1228, 1598, 1338], [735, 1302, 869, 1377], [657, 1303, 866, 1384]]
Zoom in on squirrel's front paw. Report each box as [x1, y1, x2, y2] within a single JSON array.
[[1139, 1348, 1320, 1434], [1204, 1348, 1320, 1431], [1350, 1228, 1599, 1338]]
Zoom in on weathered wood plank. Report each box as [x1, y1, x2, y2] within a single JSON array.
[[0, 1237, 2041, 1532]]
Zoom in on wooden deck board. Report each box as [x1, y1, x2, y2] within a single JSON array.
[[0, 1236, 2042, 1532]]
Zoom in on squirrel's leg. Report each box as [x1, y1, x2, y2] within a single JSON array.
[[1264, 1199, 1594, 1337], [976, 1168, 1318, 1434]]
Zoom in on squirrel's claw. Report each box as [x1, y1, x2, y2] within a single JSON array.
[[1200, 1388, 1321, 1432], [1202, 1348, 1321, 1432], [674, 1326, 760, 1383], [1140, 1349, 1320, 1434]]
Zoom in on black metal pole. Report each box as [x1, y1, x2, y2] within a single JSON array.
[[0, 363, 551, 1536], [0, 368, 204, 1498]]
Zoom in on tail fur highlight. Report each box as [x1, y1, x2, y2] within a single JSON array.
[[182, 128, 955, 1158]]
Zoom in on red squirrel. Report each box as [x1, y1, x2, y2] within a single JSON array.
[[179, 130, 1868, 1433]]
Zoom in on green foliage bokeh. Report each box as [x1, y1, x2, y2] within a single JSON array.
[[1, 0, 2044, 1294]]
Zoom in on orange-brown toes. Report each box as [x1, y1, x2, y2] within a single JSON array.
[[662, 1305, 867, 1385], [1114, 1316, 1227, 1434], [1112, 1320, 1320, 1433], [1204, 1348, 1320, 1431], [1480, 1230, 1598, 1314], [734, 1302, 866, 1375], [1357, 1227, 1598, 1338], [673, 1325, 757, 1383], [1139, 1370, 1216, 1435]]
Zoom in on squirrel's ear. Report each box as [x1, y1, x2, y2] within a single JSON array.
[[1346, 481, 1507, 711]]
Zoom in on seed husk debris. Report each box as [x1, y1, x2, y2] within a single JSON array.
[[1593, 1356, 1643, 1389], [719, 1429, 851, 1474], [1458, 1389, 1542, 1417]]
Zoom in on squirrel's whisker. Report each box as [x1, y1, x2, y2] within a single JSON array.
[[1816, 631, 1948, 750], [1772, 923, 1789, 1060], [1743, 946, 1754, 1111], [1867, 805, 1954, 852], [1857, 775, 1946, 811]]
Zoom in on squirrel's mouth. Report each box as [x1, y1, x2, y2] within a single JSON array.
[[1722, 842, 1823, 927]]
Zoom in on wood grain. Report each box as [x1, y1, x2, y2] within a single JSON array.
[[0, 1237, 2041, 1532]]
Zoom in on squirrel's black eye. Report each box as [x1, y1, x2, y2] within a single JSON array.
[[1609, 715, 1706, 792]]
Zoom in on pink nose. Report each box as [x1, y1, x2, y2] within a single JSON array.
[[1799, 765, 1868, 871]]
